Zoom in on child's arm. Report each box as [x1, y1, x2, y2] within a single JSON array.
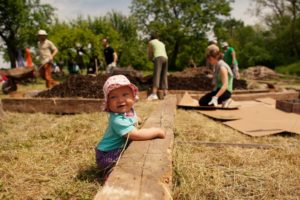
[[124, 127, 166, 141]]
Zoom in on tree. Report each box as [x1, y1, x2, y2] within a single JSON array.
[[106, 11, 151, 69], [48, 13, 151, 71], [130, 0, 233, 70], [0, 0, 54, 68], [253, 0, 300, 59]]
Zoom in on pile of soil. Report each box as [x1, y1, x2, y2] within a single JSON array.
[[37, 75, 108, 99], [241, 66, 279, 80], [168, 67, 247, 90], [37, 73, 149, 99], [37, 67, 247, 99]]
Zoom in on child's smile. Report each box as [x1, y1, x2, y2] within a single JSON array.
[[108, 86, 135, 113]]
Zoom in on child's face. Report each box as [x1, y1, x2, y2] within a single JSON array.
[[108, 86, 135, 113]]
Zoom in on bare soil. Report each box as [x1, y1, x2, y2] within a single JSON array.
[[37, 67, 247, 98]]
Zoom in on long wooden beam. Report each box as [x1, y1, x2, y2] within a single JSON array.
[[94, 95, 177, 200], [1, 98, 103, 114], [0, 100, 5, 118], [176, 141, 275, 149]]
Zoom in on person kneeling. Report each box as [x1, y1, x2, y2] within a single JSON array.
[[199, 49, 233, 108]]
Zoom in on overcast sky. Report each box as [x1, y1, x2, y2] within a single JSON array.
[[40, 0, 257, 24], [1, 0, 257, 68]]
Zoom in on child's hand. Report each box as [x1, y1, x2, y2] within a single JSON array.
[[156, 128, 166, 139]]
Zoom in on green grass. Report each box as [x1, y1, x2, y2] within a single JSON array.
[[275, 61, 300, 76], [173, 109, 300, 200], [0, 100, 155, 199]]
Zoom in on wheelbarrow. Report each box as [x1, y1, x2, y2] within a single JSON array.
[[0, 67, 35, 94]]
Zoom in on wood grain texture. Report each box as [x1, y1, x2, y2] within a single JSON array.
[[2, 98, 103, 114], [94, 95, 177, 200]]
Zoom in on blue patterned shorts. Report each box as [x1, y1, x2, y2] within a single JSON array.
[[95, 148, 123, 170]]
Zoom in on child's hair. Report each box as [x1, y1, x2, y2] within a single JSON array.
[[103, 75, 139, 112], [206, 49, 221, 60]]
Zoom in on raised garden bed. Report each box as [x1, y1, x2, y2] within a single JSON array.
[[276, 99, 300, 114]]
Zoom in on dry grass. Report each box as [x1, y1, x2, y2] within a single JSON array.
[[173, 109, 300, 200], [0, 100, 154, 199]]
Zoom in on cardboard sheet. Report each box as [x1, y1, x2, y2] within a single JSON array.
[[178, 91, 199, 107], [178, 91, 300, 136], [201, 102, 300, 136], [255, 98, 276, 106]]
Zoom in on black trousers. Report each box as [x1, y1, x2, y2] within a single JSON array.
[[199, 88, 232, 106]]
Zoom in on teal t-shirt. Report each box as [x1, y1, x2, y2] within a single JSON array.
[[215, 60, 233, 92], [97, 111, 137, 151]]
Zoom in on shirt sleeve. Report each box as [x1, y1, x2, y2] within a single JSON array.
[[111, 115, 135, 136]]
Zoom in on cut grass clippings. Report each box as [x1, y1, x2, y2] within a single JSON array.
[[0, 100, 155, 199], [173, 109, 300, 200]]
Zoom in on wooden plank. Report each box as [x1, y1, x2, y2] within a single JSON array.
[[276, 99, 300, 114], [168, 89, 270, 95], [232, 91, 299, 101], [94, 95, 177, 200], [0, 100, 5, 118], [2, 97, 103, 114], [176, 141, 275, 149]]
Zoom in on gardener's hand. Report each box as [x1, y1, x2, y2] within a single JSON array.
[[208, 96, 218, 107], [235, 71, 240, 80]]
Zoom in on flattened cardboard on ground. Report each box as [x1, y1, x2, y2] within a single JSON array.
[[255, 98, 276, 106], [178, 91, 199, 106], [197, 99, 300, 136], [197, 101, 274, 121], [224, 116, 300, 136]]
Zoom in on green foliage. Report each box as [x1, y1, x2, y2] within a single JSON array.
[[275, 61, 300, 75], [0, 0, 55, 68], [1, 0, 299, 72], [130, 0, 233, 70], [47, 12, 151, 70]]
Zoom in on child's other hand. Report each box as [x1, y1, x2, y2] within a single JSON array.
[[156, 128, 166, 139]]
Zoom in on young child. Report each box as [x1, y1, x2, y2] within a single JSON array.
[[95, 75, 166, 174]]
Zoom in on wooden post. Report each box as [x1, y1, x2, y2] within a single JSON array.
[[0, 100, 5, 118], [94, 95, 177, 200]]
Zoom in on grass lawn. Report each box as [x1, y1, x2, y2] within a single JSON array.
[[1, 75, 300, 199], [0, 99, 155, 199], [173, 109, 300, 200]]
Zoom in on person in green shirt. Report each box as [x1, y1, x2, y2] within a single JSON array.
[[199, 49, 233, 107], [222, 42, 240, 80]]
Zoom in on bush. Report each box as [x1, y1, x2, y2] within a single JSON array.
[[275, 61, 300, 75]]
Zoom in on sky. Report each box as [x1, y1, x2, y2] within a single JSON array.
[[0, 0, 257, 68]]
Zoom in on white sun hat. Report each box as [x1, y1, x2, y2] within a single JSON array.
[[37, 30, 48, 36]]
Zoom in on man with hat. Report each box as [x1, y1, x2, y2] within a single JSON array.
[[222, 42, 240, 79], [37, 29, 59, 88]]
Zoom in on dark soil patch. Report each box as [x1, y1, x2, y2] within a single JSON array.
[[36, 67, 247, 99]]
